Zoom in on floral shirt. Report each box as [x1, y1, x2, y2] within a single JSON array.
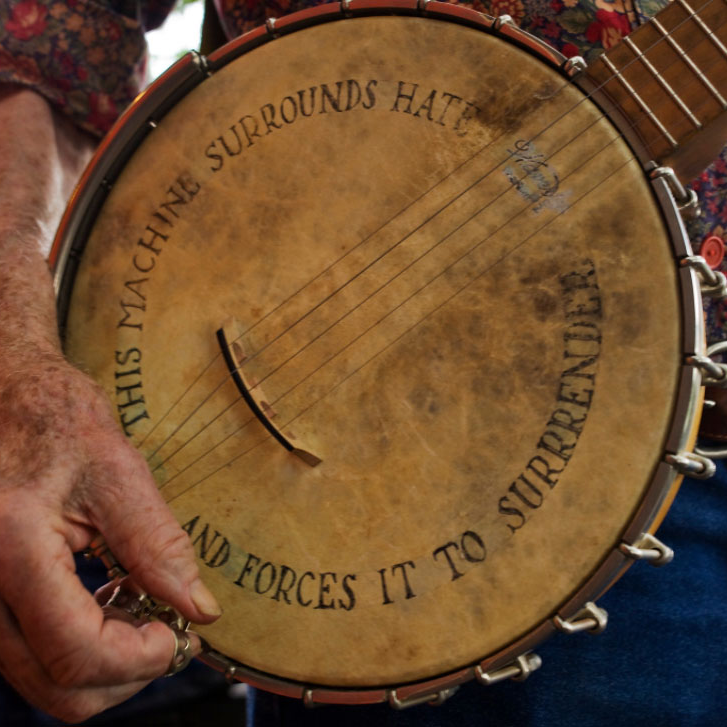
[[1, 0, 726, 339]]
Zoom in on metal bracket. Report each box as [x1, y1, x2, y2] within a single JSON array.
[[101, 584, 154, 623], [649, 166, 700, 216], [680, 255, 727, 298], [694, 340, 727, 459], [150, 603, 189, 632], [493, 14, 514, 30], [691, 341, 727, 387], [619, 532, 674, 567], [224, 664, 238, 683], [388, 686, 459, 710], [86, 535, 191, 631], [553, 602, 608, 635], [665, 451, 716, 479], [562, 56, 587, 78], [475, 653, 542, 686], [687, 353, 727, 386], [303, 690, 325, 709]]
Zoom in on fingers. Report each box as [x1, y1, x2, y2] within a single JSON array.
[[0, 322, 215, 722], [83, 431, 222, 625], [0, 589, 158, 723], [0, 514, 201, 691]]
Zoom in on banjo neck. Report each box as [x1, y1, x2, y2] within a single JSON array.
[[584, 0, 727, 182]]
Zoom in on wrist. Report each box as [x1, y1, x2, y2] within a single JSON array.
[[0, 247, 62, 361], [0, 85, 95, 362]]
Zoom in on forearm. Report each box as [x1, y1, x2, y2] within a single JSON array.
[[0, 84, 96, 358]]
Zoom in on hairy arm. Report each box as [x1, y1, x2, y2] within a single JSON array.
[[0, 85, 220, 722]]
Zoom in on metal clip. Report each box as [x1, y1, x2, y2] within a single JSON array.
[[341, 0, 353, 16], [680, 255, 727, 298], [303, 689, 324, 708], [417, 0, 430, 11], [475, 653, 542, 686], [695, 343, 727, 459], [562, 56, 587, 78], [265, 17, 277, 36], [687, 353, 727, 386], [164, 629, 195, 677], [665, 451, 716, 479], [150, 603, 189, 632], [191, 50, 211, 78], [650, 166, 700, 215], [388, 686, 459, 710], [102, 584, 155, 624], [493, 15, 514, 30], [224, 664, 238, 683], [553, 602, 608, 635], [90, 540, 196, 678], [693, 341, 727, 387], [619, 532, 674, 567], [105, 564, 125, 580]]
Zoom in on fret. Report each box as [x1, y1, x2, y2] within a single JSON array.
[[622, 35, 702, 130], [677, 0, 727, 64], [599, 53, 678, 149], [650, 15, 727, 108], [585, 0, 727, 173]]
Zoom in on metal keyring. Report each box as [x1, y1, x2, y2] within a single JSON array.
[[165, 630, 194, 677], [101, 581, 195, 676], [695, 341, 727, 460], [101, 583, 150, 624]]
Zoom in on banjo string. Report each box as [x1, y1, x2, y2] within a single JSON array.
[[142, 129, 511, 462], [157, 52, 725, 494], [264, 78, 722, 435], [142, 0, 717, 440], [154, 109, 716, 486], [158, 69, 723, 493], [136, 132, 500, 452], [157, 100, 671, 496], [149, 111, 589, 474], [146, 2, 722, 479], [153, 39, 721, 485], [151, 107, 618, 481], [162, 153, 632, 505], [215, 0, 722, 364]]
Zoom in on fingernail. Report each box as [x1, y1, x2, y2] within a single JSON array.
[[190, 579, 222, 618]]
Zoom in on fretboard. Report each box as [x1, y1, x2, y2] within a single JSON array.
[[585, 0, 727, 180]]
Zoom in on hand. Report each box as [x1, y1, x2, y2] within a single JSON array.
[[0, 85, 220, 720], [0, 352, 221, 722]]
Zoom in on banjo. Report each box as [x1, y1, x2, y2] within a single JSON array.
[[52, 0, 727, 708]]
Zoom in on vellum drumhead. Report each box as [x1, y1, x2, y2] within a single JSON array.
[[63, 16, 682, 687]]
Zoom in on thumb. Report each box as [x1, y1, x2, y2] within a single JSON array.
[[86, 436, 222, 625]]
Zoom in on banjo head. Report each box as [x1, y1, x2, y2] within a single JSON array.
[[54, 1, 704, 702]]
